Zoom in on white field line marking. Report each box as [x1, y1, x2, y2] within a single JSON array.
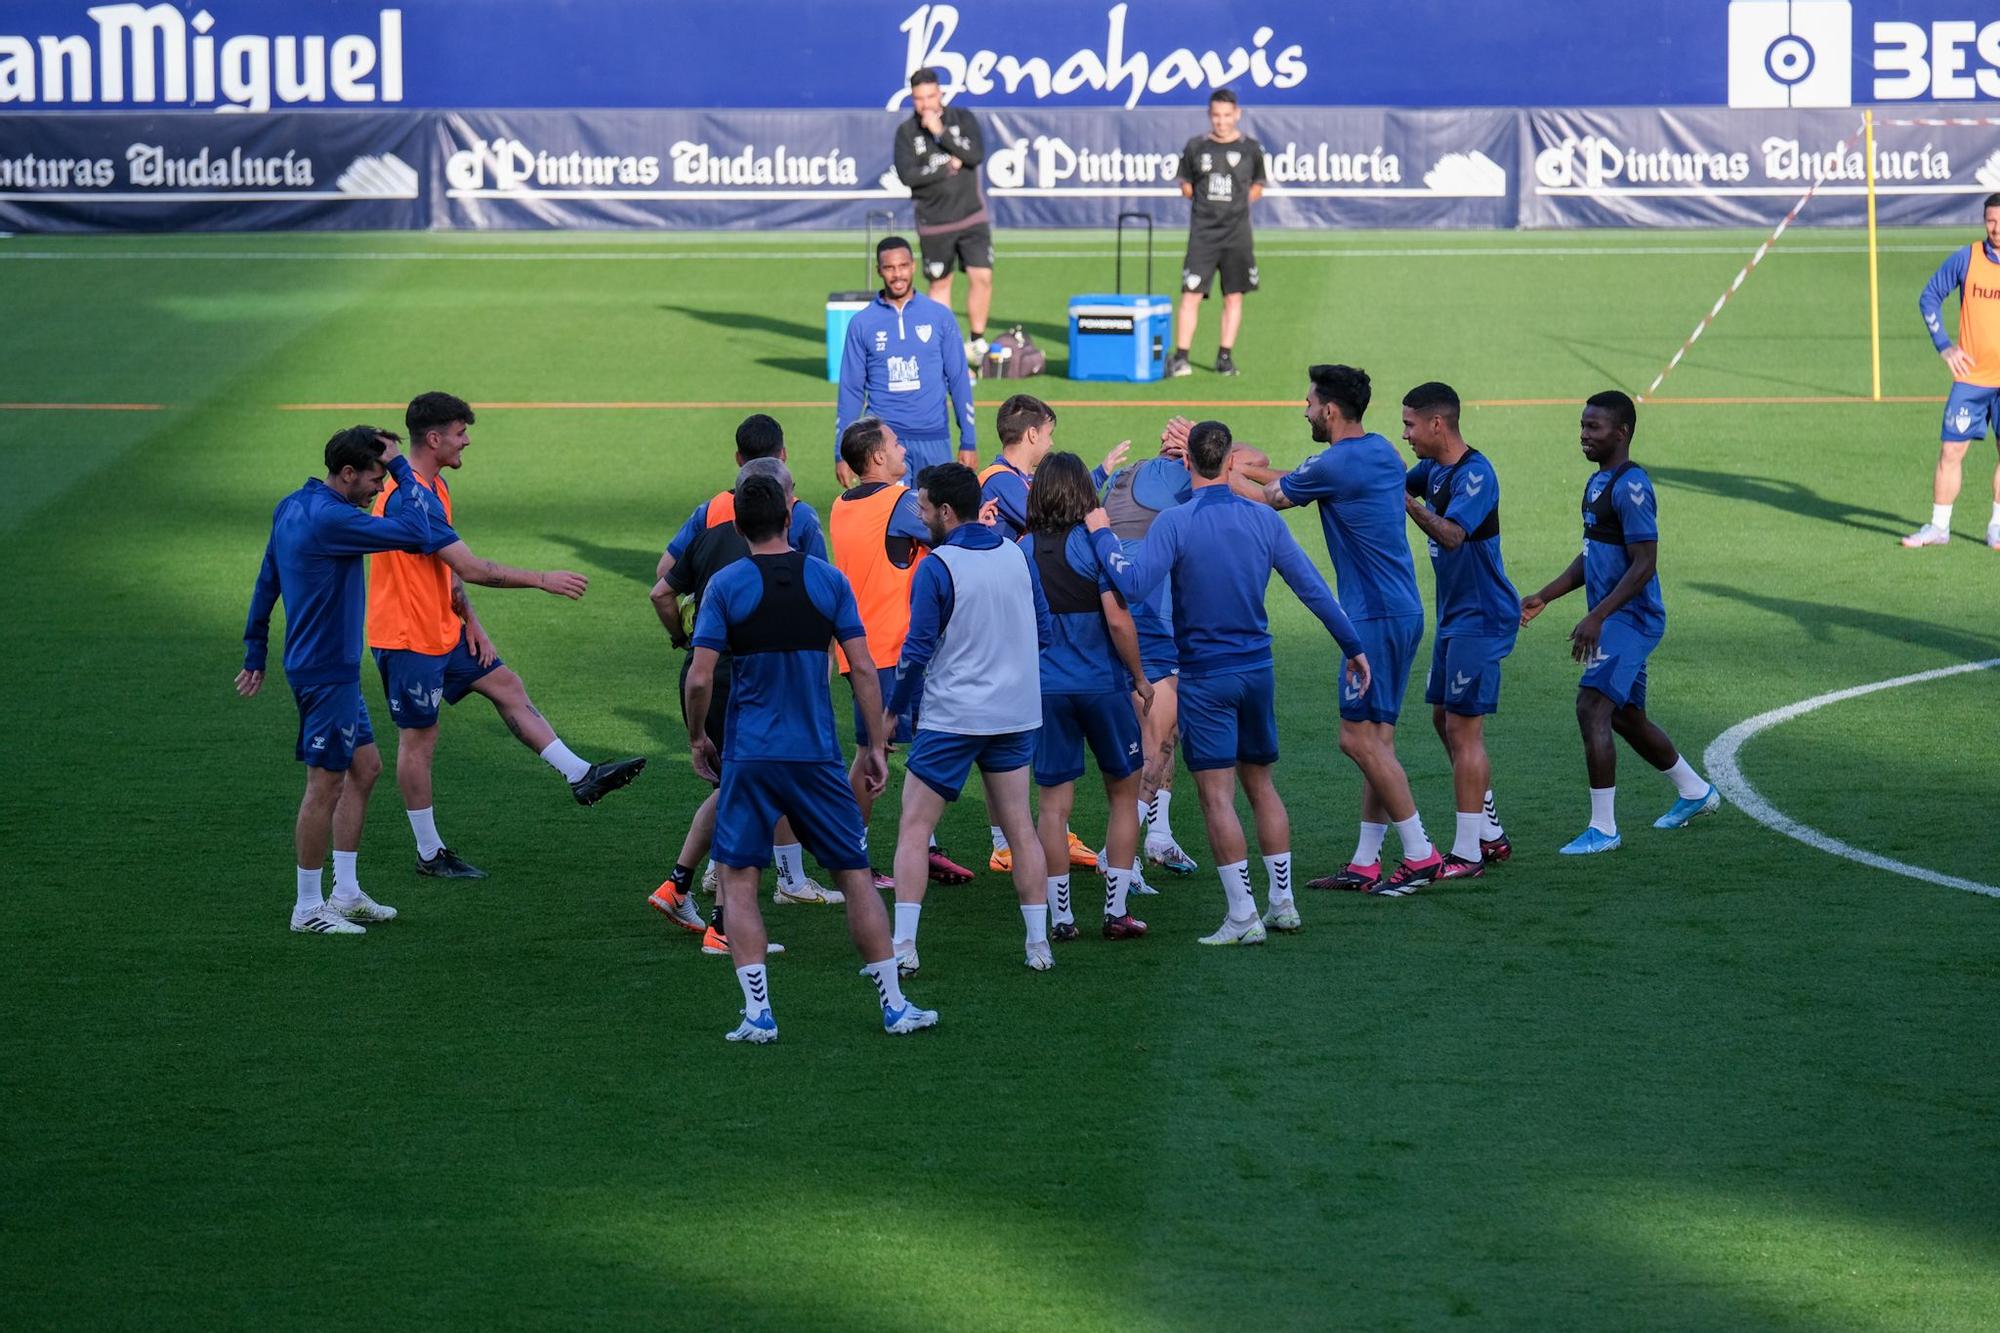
[[0, 243, 1953, 263], [1703, 659, 2000, 899]]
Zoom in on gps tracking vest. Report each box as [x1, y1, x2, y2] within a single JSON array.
[[1582, 461, 1638, 546]]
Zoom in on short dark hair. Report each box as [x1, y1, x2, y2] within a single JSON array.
[[735, 413, 785, 461], [1186, 420, 1233, 478], [1308, 364, 1371, 422], [1585, 389, 1638, 437], [1985, 192, 2000, 213], [1209, 87, 1238, 106], [916, 461, 982, 525], [910, 68, 940, 90], [405, 391, 473, 445], [325, 425, 393, 475], [996, 393, 1056, 446], [839, 416, 891, 475], [734, 472, 789, 543], [1402, 381, 1461, 423], [877, 235, 913, 260], [1025, 452, 1097, 537]]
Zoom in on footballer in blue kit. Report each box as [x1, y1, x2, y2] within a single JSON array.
[[239, 426, 460, 936], [1521, 391, 1719, 855], [832, 236, 977, 486], [1020, 453, 1153, 942], [682, 472, 936, 1043], [1400, 382, 1516, 891], [1104, 421, 1370, 945], [1236, 364, 1446, 893]]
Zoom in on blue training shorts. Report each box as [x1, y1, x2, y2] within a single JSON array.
[[1342, 613, 1425, 725], [294, 682, 374, 771], [1941, 382, 2000, 443], [906, 727, 1038, 801], [1034, 692, 1143, 787], [897, 435, 956, 482], [1425, 630, 1516, 717], [849, 663, 920, 747], [1135, 612, 1179, 682], [1177, 667, 1279, 771], [1578, 618, 1661, 710], [713, 758, 871, 872], [374, 628, 502, 730]]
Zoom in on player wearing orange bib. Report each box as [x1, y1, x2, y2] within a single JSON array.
[[1906, 193, 2000, 551], [369, 392, 645, 879]]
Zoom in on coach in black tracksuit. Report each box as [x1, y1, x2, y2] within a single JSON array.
[[1171, 87, 1267, 380], [894, 67, 992, 364]]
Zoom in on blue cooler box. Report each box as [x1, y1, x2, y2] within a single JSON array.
[[1067, 294, 1170, 382], [826, 290, 873, 382]]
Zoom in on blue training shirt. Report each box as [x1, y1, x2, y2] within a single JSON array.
[[833, 290, 977, 461], [665, 497, 826, 563], [691, 553, 865, 763], [1099, 486, 1362, 673], [244, 455, 459, 686], [1583, 463, 1665, 636], [981, 454, 1032, 542], [1022, 525, 1125, 696], [1406, 450, 1518, 636], [1277, 432, 1424, 622]]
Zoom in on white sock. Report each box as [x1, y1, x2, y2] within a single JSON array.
[[1482, 789, 1504, 840], [540, 738, 592, 784], [1932, 502, 1953, 529], [330, 850, 360, 900], [1148, 789, 1174, 844], [1262, 851, 1293, 907], [894, 901, 922, 944], [1136, 797, 1150, 834], [406, 806, 444, 859], [990, 825, 1008, 852], [1989, 500, 2000, 529], [861, 957, 905, 1013], [1662, 755, 1709, 800], [1048, 875, 1073, 924], [1105, 867, 1130, 918], [734, 963, 770, 1019], [1021, 902, 1049, 945], [1391, 815, 1434, 862], [1590, 786, 1618, 836], [1352, 821, 1388, 866], [295, 866, 324, 914], [774, 842, 805, 886], [1218, 859, 1255, 921], [1453, 811, 1484, 862]]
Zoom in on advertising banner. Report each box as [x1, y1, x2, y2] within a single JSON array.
[[1522, 106, 2000, 229], [0, 2, 1996, 114], [430, 106, 1515, 232], [0, 109, 426, 230]]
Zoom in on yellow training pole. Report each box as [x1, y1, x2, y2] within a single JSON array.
[[1865, 109, 1882, 402]]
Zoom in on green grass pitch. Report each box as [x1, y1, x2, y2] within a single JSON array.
[[1, 227, 1996, 1330]]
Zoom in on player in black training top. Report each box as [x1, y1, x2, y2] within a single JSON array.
[[894, 67, 993, 368], [1171, 87, 1266, 380]]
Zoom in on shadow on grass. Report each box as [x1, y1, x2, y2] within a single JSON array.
[[544, 532, 662, 584], [756, 355, 835, 382], [658, 303, 823, 344], [1691, 581, 2000, 660], [1649, 465, 1909, 539]]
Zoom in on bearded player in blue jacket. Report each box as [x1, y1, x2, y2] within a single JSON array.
[[833, 237, 977, 488]]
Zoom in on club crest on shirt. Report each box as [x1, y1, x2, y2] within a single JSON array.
[[917, 323, 933, 343], [1226, 150, 1241, 168]]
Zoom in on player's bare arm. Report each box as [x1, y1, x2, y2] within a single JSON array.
[[683, 645, 721, 782], [842, 633, 889, 796], [1521, 554, 1586, 626], [452, 574, 498, 666], [649, 577, 690, 648], [1101, 592, 1153, 715], [233, 668, 264, 697], [1405, 493, 1468, 550], [1098, 440, 1132, 475], [1565, 541, 1658, 663], [1943, 343, 1976, 378], [437, 541, 587, 598]]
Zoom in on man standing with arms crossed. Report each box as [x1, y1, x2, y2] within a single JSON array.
[[1903, 193, 2000, 551], [1520, 391, 1719, 852], [370, 392, 644, 882], [1232, 365, 1444, 892], [1099, 421, 1370, 944], [1397, 382, 1515, 893], [1169, 88, 1266, 380], [835, 237, 977, 488], [682, 472, 936, 1043], [241, 427, 456, 934], [895, 67, 994, 367]]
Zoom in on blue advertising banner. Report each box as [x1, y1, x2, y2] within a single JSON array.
[[0, 109, 425, 230], [0, 2, 1997, 113]]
